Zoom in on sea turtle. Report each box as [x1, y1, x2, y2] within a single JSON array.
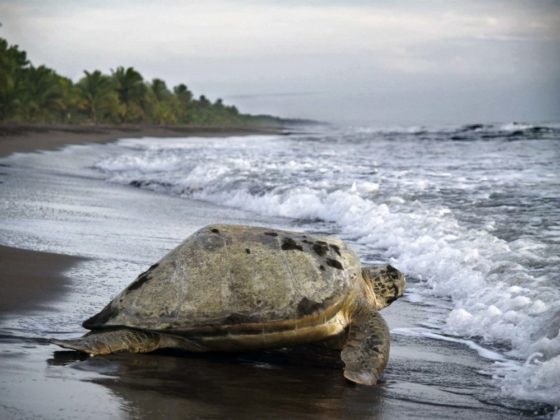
[[53, 224, 405, 385]]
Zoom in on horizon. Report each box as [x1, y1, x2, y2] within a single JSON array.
[[1, 0, 559, 125]]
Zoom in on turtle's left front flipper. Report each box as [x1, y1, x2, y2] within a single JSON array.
[[340, 305, 390, 385]]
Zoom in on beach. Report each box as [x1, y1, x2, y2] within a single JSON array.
[[0, 124, 557, 419], [0, 124, 283, 158]]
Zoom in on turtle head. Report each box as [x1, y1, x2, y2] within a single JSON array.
[[362, 264, 406, 310]]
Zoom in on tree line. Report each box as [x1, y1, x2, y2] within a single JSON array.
[[0, 37, 285, 127]]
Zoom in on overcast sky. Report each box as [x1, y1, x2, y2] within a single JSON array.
[[1, 0, 559, 125]]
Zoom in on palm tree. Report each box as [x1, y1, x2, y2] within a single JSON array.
[[198, 95, 211, 108], [111, 66, 146, 122], [18, 65, 66, 122], [0, 38, 29, 120], [146, 78, 177, 124], [172, 83, 193, 123], [173, 83, 192, 104], [150, 78, 171, 101], [77, 70, 119, 123]]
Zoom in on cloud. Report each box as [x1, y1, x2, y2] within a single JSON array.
[[3, 1, 557, 61], [1, 0, 558, 123]]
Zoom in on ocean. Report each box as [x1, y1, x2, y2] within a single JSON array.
[[0, 122, 559, 418]]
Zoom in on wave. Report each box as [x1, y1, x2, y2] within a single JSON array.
[[94, 132, 560, 407], [352, 122, 560, 141]]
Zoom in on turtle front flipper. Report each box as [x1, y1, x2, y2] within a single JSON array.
[[340, 305, 390, 385], [51, 329, 207, 356]]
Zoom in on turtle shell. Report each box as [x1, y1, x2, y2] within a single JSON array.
[[83, 224, 363, 333]]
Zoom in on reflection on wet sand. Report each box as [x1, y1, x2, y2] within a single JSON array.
[[51, 346, 386, 419], [47, 344, 525, 420], [0, 332, 535, 420]]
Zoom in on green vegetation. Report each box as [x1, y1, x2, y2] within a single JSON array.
[[0, 37, 289, 127]]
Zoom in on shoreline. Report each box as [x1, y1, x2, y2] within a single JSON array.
[[0, 123, 285, 158], [0, 123, 281, 315]]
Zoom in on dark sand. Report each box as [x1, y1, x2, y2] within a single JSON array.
[[0, 245, 84, 315], [0, 123, 282, 158]]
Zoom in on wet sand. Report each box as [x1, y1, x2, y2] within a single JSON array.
[[0, 245, 84, 315], [0, 123, 283, 158]]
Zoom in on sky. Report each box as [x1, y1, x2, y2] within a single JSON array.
[[1, 0, 559, 125]]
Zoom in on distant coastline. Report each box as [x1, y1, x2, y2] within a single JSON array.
[[1, 37, 319, 132]]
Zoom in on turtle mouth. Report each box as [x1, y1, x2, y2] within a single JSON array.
[[385, 283, 400, 304], [386, 296, 397, 305]]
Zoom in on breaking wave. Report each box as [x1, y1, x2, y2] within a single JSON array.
[[352, 121, 560, 141]]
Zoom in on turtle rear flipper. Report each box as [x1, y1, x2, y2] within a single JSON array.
[[340, 305, 389, 385], [51, 328, 207, 356]]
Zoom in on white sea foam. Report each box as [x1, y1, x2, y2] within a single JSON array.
[[94, 130, 560, 407], [393, 327, 507, 361], [500, 122, 534, 131]]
